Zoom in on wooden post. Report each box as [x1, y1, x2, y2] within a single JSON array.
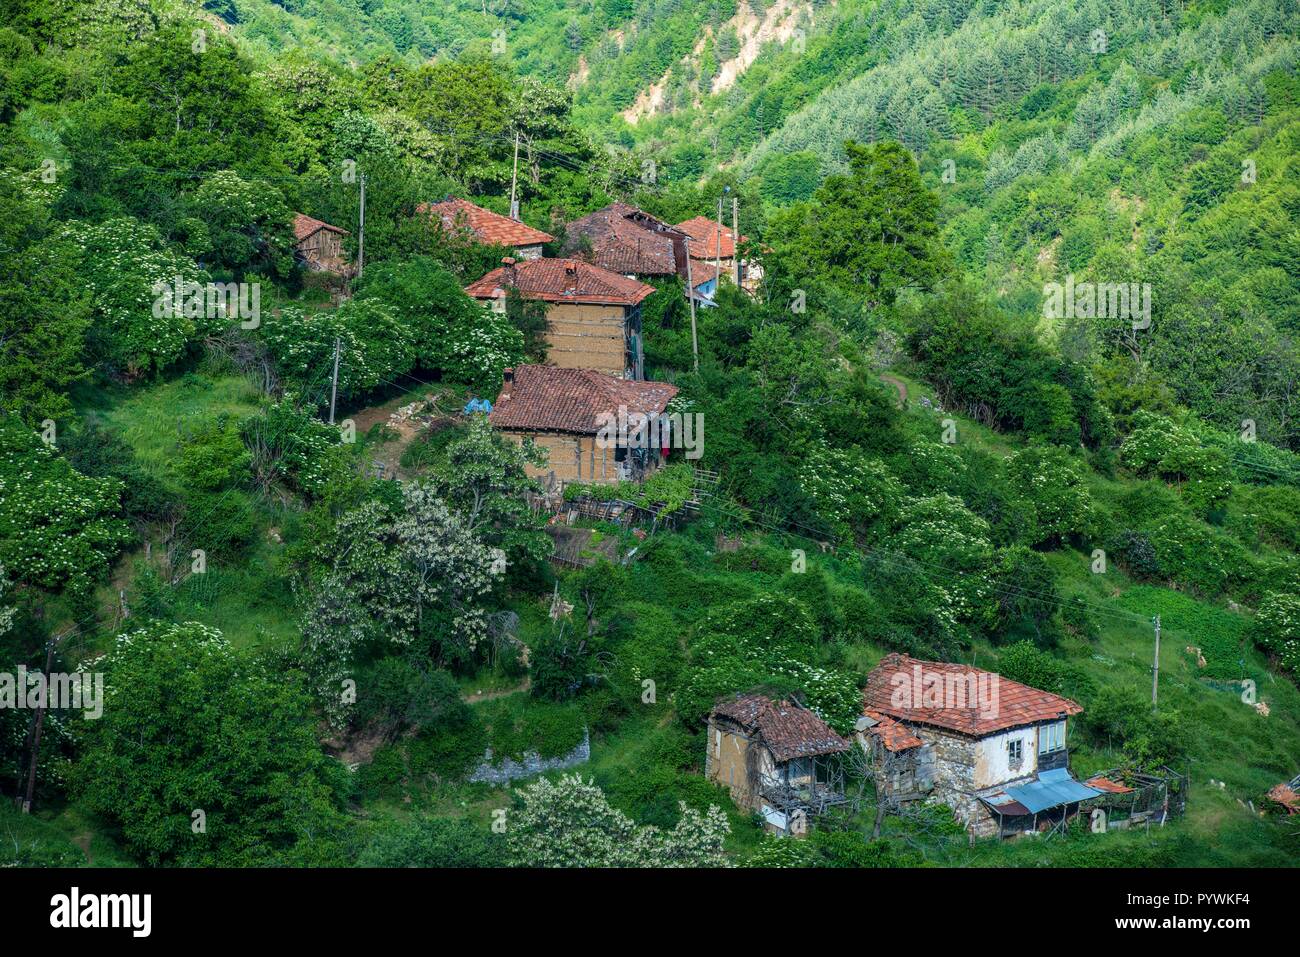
[[732, 195, 741, 287], [1151, 614, 1161, 709], [357, 172, 366, 279], [509, 130, 521, 220], [329, 337, 340, 426], [684, 239, 699, 371], [20, 636, 59, 812], [715, 196, 723, 282]]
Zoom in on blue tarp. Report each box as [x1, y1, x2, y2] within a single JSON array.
[[998, 767, 1101, 814], [463, 398, 492, 415]]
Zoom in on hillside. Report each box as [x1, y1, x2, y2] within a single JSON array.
[[0, 0, 1297, 874]]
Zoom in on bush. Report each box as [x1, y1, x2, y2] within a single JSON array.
[[179, 414, 251, 491], [359, 816, 509, 867], [357, 657, 469, 741], [1248, 592, 1300, 675]]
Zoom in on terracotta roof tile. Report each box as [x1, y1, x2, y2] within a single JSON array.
[[293, 212, 348, 241], [675, 215, 743, 259], [562, 202, 684, 276], [417, 197, 553, 248], [465, 257, 656, 306], [488, 365, 677, 435], [862, 653, 1083, 737], [862, 709, 925, 752], [711, 693, 849, 763]]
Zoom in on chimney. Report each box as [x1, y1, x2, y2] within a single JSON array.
[[501, 256, 517, 285]]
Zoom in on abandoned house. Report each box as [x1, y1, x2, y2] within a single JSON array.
[[487, 364, 678, 489], [464, 257, 656, 379], [673, 215, 764, 296], [416, 196, 554, 260], [859, 653, 1101, 839], [707, 693, 850, 837], [292, 213, 351, 275], [559, 202, 719, 305]]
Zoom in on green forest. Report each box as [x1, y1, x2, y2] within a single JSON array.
[[0, 0, 1298, 870]]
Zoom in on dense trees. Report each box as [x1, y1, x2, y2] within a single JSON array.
[[75, 621, 347, 866]]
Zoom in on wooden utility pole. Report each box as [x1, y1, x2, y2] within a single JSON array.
[[715, 195, 723, 281], [509, 130, 521, 220], [19, 635, 60, 813], [1151, 614, 1161, 709], [732, 196, 741, 287], [329, 337, 341, 426], [357, 172, 366, 279], [684, 239, 699, 371]]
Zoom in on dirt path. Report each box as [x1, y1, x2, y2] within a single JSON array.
[[880, 373, 908, 409], [349, 389, 457, 480], [463, 677, 531, 704]]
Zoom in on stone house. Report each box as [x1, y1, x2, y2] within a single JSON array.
[[859, 653, 1100, 839], [416, 196, 554, 259], [292, 213, 351, 275], [465, 257, 656, 379], [487, 364, 678, 489], [706, 693, 850, 837]]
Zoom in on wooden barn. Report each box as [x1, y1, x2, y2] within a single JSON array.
[[292, 213, 351, 275]]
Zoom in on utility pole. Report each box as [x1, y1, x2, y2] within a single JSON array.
[[509, 129, 521, 220], [715, 194, 723, 282], [329, 337, 341, 426], [684, 239, 699, 371], [19, 634, 60, 813], [357, 172, 366, 280], [732, 195, 741, 287], [1151, 614, 1161, 709]]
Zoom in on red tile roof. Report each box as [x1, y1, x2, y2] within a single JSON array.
[[417, 197, 554, 248], [711, 693, 849, 763], [465, 258, 656, 306], [862, 653, 1083, 737], [293, 213, 348, 241], [488, 365, 677, 435], [861, 709, 924, 753], [675, 215, 744, 259], [688, 261, 721, 288], [562, 202, 684, 276]]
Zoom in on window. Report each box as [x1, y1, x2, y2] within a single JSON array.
[[1007, 739, 1023, 763], [1039, 721, 1065, 754]]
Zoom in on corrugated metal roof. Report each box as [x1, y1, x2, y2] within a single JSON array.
[[982, 768, 1101, 815]]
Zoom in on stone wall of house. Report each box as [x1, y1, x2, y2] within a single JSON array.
[[906, 723, 1000, 837]]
